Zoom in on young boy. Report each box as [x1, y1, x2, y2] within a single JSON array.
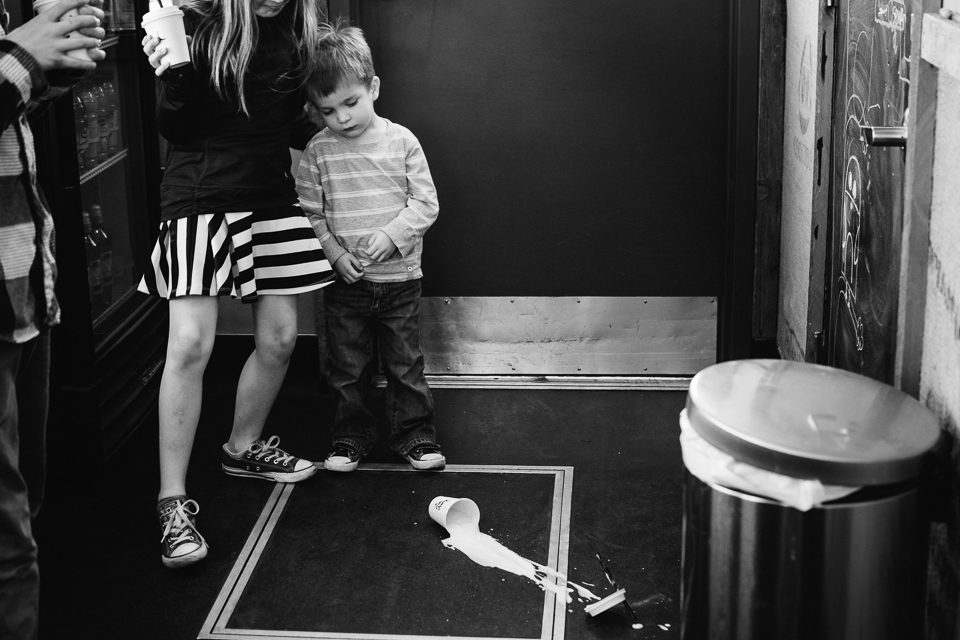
[[297, 21, 444, 472]]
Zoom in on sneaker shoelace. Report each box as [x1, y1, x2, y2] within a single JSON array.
[[160, 499, 205, 547], [411, 444, 442, 459], [249, 435, 295, 465], [331, 445, 357, 460]]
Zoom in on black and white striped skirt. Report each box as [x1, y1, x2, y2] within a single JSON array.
[[137, 207, 335, 302]]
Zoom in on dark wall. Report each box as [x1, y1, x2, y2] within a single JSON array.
[[357, 0, 732, 298]]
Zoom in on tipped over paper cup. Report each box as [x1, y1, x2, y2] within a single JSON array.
[[584, 588, 626, 617], [429, 496, 480, 533], [34, 0, 91, 61], [141, 5, 190, 68]]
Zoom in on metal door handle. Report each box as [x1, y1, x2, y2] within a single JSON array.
[[861, 126, 907, 147]]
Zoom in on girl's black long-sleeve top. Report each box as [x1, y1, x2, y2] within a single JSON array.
[[156, 4, 322, 221]]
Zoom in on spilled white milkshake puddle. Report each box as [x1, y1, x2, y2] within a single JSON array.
[[431, 497, 600, 606]]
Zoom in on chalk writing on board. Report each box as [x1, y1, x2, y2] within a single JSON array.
[[830, 0, 908, 382], [838, 150, 865, 351], [875, 0, 907, 32]]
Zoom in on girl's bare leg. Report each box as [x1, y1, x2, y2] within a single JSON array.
[[157, 296, 219, 501], [227, 295, 299, 451]]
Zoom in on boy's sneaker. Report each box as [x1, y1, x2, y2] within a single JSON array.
[[324, 443, 362, 472], [158, 495, 208, 569], [221, 435, 318, 483], [402, 443, 446, 471]]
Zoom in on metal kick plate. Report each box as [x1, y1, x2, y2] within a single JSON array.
[[419, 296, 716, 376]]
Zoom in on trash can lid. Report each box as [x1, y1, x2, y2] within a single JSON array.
[[685, 359, 941, 486]]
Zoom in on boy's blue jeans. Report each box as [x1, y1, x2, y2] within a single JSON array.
[[324, 278, 436, 457]]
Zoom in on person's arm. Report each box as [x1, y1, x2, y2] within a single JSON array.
[[295, 142, 347, 267], [380, 131, 439, 258], [143, 9, 197, 143], [1, 0, 104, 127], [0, 40, 48, 131], [154, 63, 198, 143]]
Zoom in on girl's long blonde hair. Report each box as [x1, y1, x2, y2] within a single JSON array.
[[181, 0, 323, 115]]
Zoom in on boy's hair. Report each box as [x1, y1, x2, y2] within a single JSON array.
[[308, 19, 376, 99]]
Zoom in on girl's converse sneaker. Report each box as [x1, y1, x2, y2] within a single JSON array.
[[158, 496, 208, 569], [402, 443, 446, 470], [221, 435, 318, 483]]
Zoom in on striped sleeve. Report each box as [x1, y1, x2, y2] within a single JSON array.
[[0, 39, 46, 132], [381, 127, 439, 257], [296, 138, 348, 267]]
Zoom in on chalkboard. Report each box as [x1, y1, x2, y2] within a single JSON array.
[[353, 0, 733, 298], [827, 0, 909, 383]]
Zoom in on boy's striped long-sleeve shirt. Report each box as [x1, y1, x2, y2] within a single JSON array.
[[296, 119, 438, 282], [0, 37, 79, 343]]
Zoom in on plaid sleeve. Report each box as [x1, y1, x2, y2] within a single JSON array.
[[0, 39, 47, 132]]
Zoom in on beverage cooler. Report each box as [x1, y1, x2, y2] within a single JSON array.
[[25, 0, 168, 461]]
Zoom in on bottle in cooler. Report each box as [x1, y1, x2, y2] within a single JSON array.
[[89, 204, 113, 309], [93, 79, 109, 162], [80, 85, 99, 167], [83, 211, 103, 314], [74, 92, 87, 171], [102, 77, 120, 152]]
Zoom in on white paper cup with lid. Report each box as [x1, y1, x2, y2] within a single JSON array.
[[34, 0, 92, 61], [141, 5, 190, 68]]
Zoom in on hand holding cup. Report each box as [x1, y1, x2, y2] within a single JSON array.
[[6, 0, 104, 70], [74, 0, 106, 39], [141, 2, 190, 75]]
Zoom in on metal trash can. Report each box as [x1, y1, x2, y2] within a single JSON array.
[[680, 359, 941, 640]]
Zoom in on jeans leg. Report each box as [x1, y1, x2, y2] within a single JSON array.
[[0, 333, 48, 640], [375, 281, 437, 456], [17, 335, 47, 520], [324, 280, 378, 455]]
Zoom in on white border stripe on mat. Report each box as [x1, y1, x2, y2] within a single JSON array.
[[198, 464, 575, 640]]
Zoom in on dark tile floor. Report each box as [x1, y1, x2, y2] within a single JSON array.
[[35, 339, 687, 639]]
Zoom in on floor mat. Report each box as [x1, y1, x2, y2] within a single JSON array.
[[200, 464, 575, 640]]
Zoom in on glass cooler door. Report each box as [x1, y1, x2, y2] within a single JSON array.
[[26, 0, 169, 459]]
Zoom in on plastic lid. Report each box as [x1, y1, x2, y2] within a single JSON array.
[[685, 359, 941, 485]]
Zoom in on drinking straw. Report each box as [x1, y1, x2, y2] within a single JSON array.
[[595, 553, 640, 626]]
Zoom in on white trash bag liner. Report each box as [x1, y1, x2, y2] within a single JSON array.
[[679, 409, 861, 511]]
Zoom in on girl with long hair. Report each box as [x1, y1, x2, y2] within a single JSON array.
[[139, 0, 333, 569]]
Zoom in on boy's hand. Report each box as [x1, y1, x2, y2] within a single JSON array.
[[362, 230, 397, 263], [333, 252, 365, 284]]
